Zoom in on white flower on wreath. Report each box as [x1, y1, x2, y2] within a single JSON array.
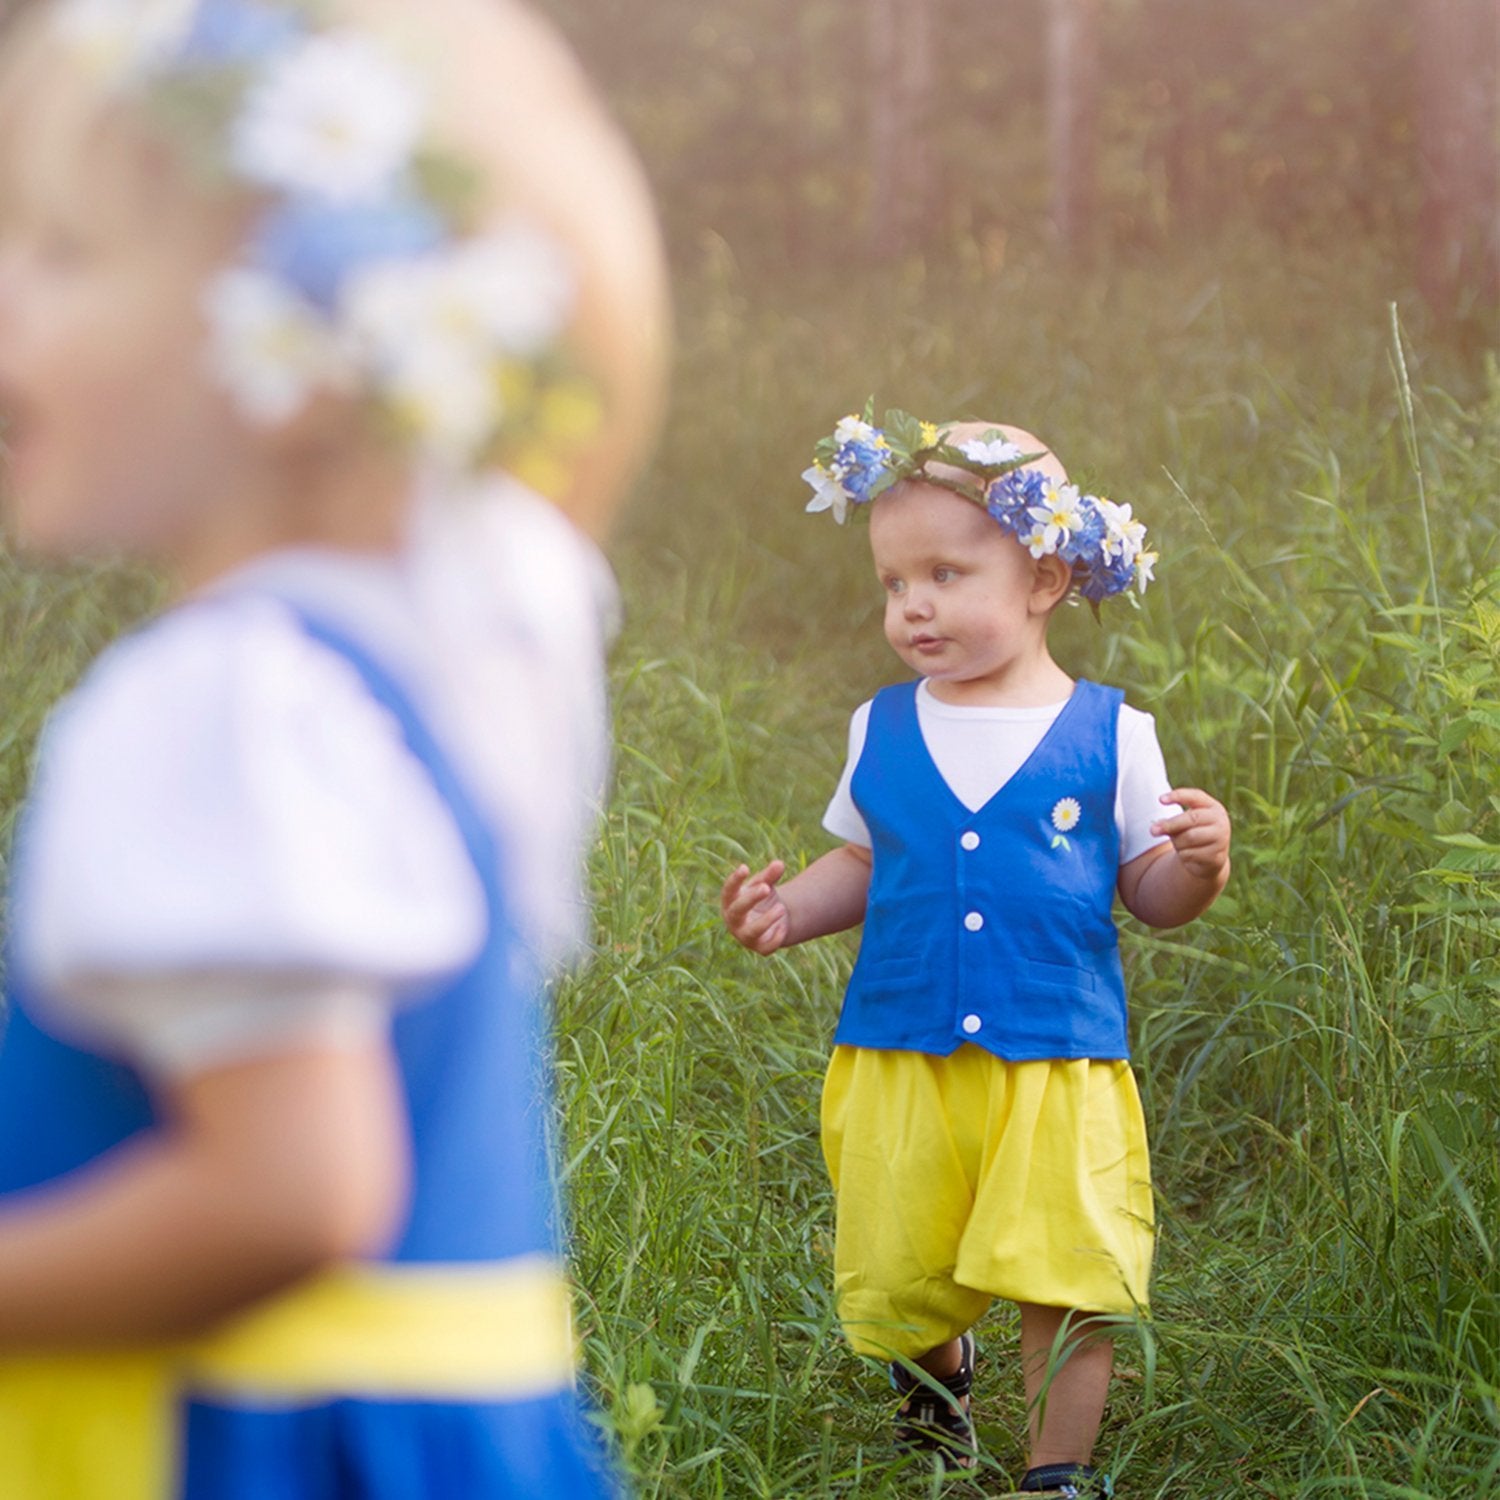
[[232, 30, 425, 203], [1030, 481, 1085, 552], [204, 268, 353, 425], [1134, 549, 1159, 592], [957, 436, 1023, 466], [1017, 519, 1053, 559], [1095, 496, 1147, 562], [53, 0, 195, 80], [344, 227, 573, 371], [439, 227, 576, 355], [833, 414, 880, 448], [379, 340, 499, 466], [342, 230, 573, 465], [803, 462, 851, 524]]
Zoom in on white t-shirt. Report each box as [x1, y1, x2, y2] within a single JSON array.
[[822, 679, 1178, 865], [12, 475, 616, 1078]]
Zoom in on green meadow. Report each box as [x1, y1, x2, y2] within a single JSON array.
[[561, 236, 1499, 1497], [0, 235, 1495, 1497]]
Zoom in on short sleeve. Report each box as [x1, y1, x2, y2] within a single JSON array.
[[1116, 704, 1178, 865], [406, 477, 617, 971], [821, 700, 874, 848], [12, 597, 488, 1068]]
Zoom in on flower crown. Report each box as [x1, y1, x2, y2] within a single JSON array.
[[802, 404, 1157, 603], [53, 0, 598, 485]]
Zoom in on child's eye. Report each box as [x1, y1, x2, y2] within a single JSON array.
[[884, 577, 906, 596], [934, 566, 958, 583]]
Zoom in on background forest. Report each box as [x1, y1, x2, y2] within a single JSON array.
[[0, 1, 1496, 1497], [541, 0, 1498, 319]]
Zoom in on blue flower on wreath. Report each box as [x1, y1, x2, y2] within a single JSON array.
[[986, 468, 1046, 535], [829, 415, 896, 504], [803, 414, 899, 522], [1057, 500, 1106, 567], [177, 0, 303, 65], [252, 195, 446, 312]]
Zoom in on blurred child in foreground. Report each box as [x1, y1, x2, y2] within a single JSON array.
[[0, 0, 666, 1494]]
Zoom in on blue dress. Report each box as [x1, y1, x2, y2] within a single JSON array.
[[0, 607, 623, 1499]]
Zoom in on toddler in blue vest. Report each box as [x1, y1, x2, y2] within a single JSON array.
[[0, 1, 665, 1495], [723, 410, 1231, 1493]]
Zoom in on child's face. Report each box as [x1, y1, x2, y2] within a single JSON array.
[[0, 61, 258, 560], [870, 481, 1055, 698]]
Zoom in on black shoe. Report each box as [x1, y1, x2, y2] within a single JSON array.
[[1019, 1463, 1113, 1496], [890, 1330, 978, 1470]]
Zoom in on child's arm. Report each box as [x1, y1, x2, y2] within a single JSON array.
[[0, 1039, 408, 1344], [721, 844, 873, 955], [1117, 786, 1231, 929]]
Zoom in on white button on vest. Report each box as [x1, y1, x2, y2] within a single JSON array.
[[960, 831, 980, 851], [964, 911, 984, 932], [962, 1014, 983, 1034]]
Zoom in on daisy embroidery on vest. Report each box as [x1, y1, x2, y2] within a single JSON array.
[[1050, 796, 1082, 849]]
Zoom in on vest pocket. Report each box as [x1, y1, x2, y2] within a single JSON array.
[[1015, 957, 1098, 998], [848, 955, 924, 992]]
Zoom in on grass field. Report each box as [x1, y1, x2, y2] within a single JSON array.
[[559, 234, 1500, 1496], [0, 231, 1495, 1497]]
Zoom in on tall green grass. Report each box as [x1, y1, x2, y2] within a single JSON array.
[[0, 558, 158, 873], [563, 236, 1500, 1495], [0, 231, 1493, 1496]]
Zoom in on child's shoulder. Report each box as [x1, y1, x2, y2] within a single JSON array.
[[1107, 691, 1161, 745], [1072, 677, 1159, 731], [32, 589, 453, 884], [22, 589, 485, 997], [50, 592, 370, 764]]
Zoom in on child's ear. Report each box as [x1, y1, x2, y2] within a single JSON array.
[[1030, 553, 1074, 612]]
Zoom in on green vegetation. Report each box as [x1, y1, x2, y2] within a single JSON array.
[[561, 238, 1500, 1496], [0, 234, 1493, 1496]]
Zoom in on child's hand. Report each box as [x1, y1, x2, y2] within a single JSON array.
[[1150, 787, 1231, 883], [722, 860, 791, 955]]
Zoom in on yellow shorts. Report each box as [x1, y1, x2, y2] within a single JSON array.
[[821, 1044, 1154, 1359]]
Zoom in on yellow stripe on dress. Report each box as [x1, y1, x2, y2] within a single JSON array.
[[184, 1254, 578, 1402], [0, 1256, 577, 1500]]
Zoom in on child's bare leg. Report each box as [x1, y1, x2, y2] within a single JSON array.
[[914, 1336, 966, 1379], [1018, 1303, 1112, 1467]]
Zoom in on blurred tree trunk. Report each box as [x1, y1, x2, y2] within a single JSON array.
[[867, 0, 935, 260], [1414, 0, 1500, 316], [1048, 0, 1100, 251]]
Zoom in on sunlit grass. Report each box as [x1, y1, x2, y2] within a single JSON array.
[[563, 236, 1500, 1496], [0, 230, 1494, 1496]]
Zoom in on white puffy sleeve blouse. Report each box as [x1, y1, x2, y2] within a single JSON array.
[[10, 477, 616, 1080]]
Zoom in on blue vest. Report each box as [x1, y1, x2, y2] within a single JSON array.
[[836, 679, 1130, 1061]]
